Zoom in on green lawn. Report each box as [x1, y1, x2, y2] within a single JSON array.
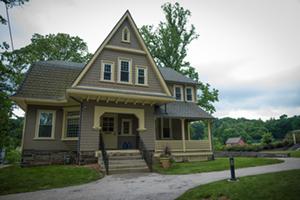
[[154, 157, 283, 174], [0, 165, 102, 195], [177, 169, 300, 200]]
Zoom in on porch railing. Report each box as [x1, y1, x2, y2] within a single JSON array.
[[139, 138, 153, 172], [99, 130, 109, 175], [155, 140, 211, 152]]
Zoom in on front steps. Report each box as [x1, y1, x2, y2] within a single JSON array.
[[98, 150, 150, 174]]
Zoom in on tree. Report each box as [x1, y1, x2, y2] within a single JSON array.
[[0, 32, 92, 148], [140, 2, 219, 113], [261, 132, 274, 145]]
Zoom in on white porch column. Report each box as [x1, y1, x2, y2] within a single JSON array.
[[207, 120, 213, 151], [181, 119, 186, 152], [187, 121, 191, 140]]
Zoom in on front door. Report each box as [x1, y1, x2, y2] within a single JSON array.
[[101, 114, 118, 149]]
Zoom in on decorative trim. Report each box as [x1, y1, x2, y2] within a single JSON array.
[[105, 45, 146, 55], [185, 86, 194, 102], [71, 11, 171, 97], [34, 110, 56, 140], [11, 96, 67, 104], [174, 85, 184, 101], [135, 65, 148, 86], [61, 107, 80, 141], [122, 26, 130, 43], [117, 57, 132, 84], [100, 60, 115, 82]]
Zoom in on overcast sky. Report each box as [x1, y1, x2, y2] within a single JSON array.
[[1, 0, 300, 120]]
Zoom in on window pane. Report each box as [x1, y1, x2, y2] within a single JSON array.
[[175, 87, 182, 100], [66, 118, 79, 137], [103, 64, 112, 80], [103, 117, 114, 132], [186, 88, 192, 101], [120, 61, 130, 82], [121, 72, 129, 82], [137, 68, 145, 84], [104, 64, 111, 72], [104, 72, 111, 80], [38, 112, 53, 137], [123, 121, 130, 134]]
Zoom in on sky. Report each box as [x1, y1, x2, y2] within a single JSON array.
[[1, 0, 300, 120]]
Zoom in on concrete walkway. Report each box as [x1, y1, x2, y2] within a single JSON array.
[[1, 158, 300, 200]]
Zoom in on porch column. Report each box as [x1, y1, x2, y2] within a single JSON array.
[[181, 119, 186, 152], [187, 121, 191, 140], [207, 120, 213, 151]]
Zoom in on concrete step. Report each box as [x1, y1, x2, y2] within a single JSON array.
[[109, 166, 150, 174], [109, 159, 146, 165], [108, 155, 143, 160], [107, 150, 141, 157], [109, 162, 148, 169]]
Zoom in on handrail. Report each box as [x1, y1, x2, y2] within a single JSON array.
[[139, 136, 153, 172], [99, 130, 109, 175]]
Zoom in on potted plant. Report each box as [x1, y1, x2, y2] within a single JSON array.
[[160, 146, 172, 169]]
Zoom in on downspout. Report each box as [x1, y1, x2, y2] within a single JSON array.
[[70, 96, 83, 165]]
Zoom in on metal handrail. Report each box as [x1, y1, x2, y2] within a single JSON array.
[[139, 137, 153, 172], [99, 130, 109, 175]]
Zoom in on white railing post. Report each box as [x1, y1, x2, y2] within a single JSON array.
[[181, 119, 186, 152]]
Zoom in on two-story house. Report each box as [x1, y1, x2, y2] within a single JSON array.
[[11, 10, 214, 173]]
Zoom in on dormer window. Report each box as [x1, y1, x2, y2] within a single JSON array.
[[100, 60, 114, 82], [185, 87, 194, 102], [174, 85, 183, 101], [122, 27, 130, 43]]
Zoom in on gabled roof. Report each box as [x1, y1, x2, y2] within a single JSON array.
[[158, 67, 198, 84], [72, 10, 171, 96], [226, 137, 243, 144], [155, 101, 213, 119]]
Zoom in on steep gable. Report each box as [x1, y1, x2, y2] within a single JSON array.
[[72, 11, 171, 97]]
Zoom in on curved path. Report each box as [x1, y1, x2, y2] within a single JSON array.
[[1, 158, 300, 200]]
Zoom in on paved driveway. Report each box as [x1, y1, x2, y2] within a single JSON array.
[[1, 158, 300, 200]]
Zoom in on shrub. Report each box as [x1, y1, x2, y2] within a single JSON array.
[[6, 148, 21, 164], [261, 132, 274, 144]]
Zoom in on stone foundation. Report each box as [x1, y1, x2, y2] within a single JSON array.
[[79, 151, 98, 165], [21, 150, 77, 167]]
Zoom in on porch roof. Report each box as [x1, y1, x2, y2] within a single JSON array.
[[155, 101, 214, 120]]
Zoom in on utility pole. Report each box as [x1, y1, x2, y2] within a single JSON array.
[[5, 3, 14, 51]]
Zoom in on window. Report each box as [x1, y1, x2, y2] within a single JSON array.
[[66, 111, 80, 137], [102, 117, 114, 132], [35, 110, 56, 139], [161, 118, 172, 139], [136, 66, 148, 85], [121, 119, 132, 135], [122, 27, 130, 43], [185, 87, 194, 102], [174, 85, 183, 101], [118, 58, 132, 83], [101, 61, 114, 82]]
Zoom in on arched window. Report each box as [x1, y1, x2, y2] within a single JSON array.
[[122, 27, 130, 43]]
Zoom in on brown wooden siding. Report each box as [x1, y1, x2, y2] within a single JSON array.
[[23, 105, 77, 151]]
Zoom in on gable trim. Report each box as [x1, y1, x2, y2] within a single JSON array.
[[71, 11, 171, 96], [105, 45, 146, 55]]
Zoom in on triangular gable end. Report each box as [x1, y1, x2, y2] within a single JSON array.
[[72, 10, 171, 96]]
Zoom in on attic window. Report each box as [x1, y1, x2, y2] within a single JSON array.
[[122, 27, 130, 43]]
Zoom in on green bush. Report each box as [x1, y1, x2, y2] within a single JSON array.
[[6, 149, 21, 164], [224, 140, 293, 152]]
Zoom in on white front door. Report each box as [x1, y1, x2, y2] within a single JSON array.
[[101, 114, 118, 149]]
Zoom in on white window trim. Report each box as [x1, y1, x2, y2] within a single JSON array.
[[174, 85, 184, 101], [121, 119, 132, 136], [100, 60, 115, 82], [160, 118, 172, 139], [61, 107, 80, 141], [185, 86, 194, 102], [135, 65, 148, 86], [118, 57, 132, 84], [34, 110, 56, 140], [122, 26, 130, 43]]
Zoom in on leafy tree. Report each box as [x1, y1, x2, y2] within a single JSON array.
[[0, 0, 28, 149], [140, 2, 218, 113], [261, 132, 274, 145]]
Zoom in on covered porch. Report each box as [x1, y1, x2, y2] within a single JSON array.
[[154, 102, 214, 162]]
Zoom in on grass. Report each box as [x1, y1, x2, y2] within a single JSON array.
[[154, 157, 283, 174], [261, 150, 300, 158], [0, 165, 102, 195], [177, 169, 300, 200]]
